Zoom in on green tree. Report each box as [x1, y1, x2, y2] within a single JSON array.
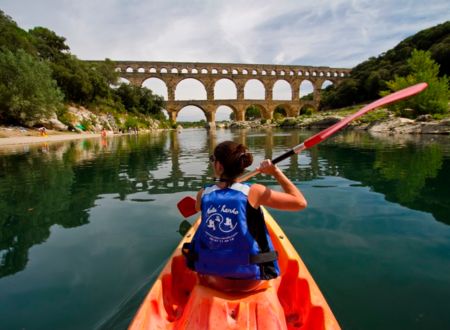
[[245, 105, 261, 120], [382, 49, 449, 116], [28, 26, 69, 61], [0, 49, 63, 124], [0, 10, 36, 54], [114, 84, 164, 116]]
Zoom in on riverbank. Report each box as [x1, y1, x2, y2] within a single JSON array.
[[0, 126, 106, 147]]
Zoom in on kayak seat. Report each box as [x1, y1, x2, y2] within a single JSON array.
[[278, 259, 326, 329]]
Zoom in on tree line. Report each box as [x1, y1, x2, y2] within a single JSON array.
[[0, 10, 165, 127]]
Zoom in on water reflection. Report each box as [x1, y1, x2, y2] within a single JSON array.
[[0, 129, 449, 280]]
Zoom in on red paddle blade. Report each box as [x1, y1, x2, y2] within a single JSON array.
[[303, 82, 428, 149], [177, 196, 197, 218]]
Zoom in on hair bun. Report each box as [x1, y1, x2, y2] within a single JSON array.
[[240, 152, 253, 168]]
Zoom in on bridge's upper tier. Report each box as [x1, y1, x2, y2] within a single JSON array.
[[99, 61, 351, 79]]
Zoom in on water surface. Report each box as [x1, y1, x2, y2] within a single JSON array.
[[0, 129, 449, 329]]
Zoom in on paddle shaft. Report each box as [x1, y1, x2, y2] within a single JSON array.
[[238, 82, 428, 182]]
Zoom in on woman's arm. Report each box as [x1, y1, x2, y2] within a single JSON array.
[[248, 160, 307, 211], [195, 188, 204, 212]]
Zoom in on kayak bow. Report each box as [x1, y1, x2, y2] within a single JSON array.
[[129, 208, 340, 329]]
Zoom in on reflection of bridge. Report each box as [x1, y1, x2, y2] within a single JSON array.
[[146, 129, 305, 193], [108, 61, 351, 127]]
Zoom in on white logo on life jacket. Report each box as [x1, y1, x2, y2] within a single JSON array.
[[205, 213, 237, 233]]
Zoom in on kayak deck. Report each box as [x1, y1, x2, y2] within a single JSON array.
[[129, 208, 340, 329]]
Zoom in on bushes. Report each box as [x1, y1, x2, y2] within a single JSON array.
[[382, 50, 449, 117], [0, 49, 63, 124]]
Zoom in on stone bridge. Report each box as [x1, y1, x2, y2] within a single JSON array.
[[109, 61, 351, 126]]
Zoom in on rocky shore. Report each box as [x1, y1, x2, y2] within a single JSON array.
[[226, 110, 450, 135], [1, 108, 449, 148]]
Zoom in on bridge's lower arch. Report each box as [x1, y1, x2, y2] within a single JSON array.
[[176, 105, 207, 122], [274, 103, 296, 118], [245, 104, 269, 120], [215, 105, 234, 121], [300, 104, 317, 115]]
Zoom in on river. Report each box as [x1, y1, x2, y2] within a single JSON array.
[[0, 128, 449, 329]]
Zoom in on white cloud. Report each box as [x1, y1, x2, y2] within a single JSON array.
[[1, 0, 448, 121], [2, 0, 447, 66]]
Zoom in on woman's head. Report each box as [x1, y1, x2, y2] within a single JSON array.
[[212, 141, 253, 181]]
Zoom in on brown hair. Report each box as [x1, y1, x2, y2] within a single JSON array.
[[213, 141, 253, 183]]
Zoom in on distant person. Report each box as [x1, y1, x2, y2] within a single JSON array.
[[39, 127, 47, 137], [101, 128, 107, 138]]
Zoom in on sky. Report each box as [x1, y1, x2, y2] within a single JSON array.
[[2, 0, 449, 120]]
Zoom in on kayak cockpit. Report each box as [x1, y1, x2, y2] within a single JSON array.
[[129, 210, 340, 329]]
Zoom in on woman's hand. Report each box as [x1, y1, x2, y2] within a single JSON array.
[[257, 159, 281, 176]]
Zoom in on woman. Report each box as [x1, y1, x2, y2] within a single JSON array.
[[183, 141, 307, 292]]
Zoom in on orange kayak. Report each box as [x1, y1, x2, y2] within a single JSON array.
[[129, 208, 340, 329]]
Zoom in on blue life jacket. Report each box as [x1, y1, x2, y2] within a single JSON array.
[[183, 183, 280, 280]]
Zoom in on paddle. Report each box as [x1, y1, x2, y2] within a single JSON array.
[[177, 82, 428, 220]]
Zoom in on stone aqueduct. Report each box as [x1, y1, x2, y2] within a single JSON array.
[[109, 61, 351, 127]]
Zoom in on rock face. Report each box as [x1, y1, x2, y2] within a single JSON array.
[[25, 112, 68, 131], [67, 106, 115, 132], [368, 118, 450, 135]]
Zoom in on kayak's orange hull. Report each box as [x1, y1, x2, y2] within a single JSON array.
[[129, 208, 340, 329]]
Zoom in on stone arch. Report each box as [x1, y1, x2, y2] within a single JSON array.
[[245, 104, 266, 120], [161, 109, 169, 119], [215, 105, 235, 121], [244, 79, 265, 100], [321, 79, 334, 90], [201, 68, 208, 74], [175, 78, 207, 100], [214, 79, 237, 99], [142, 77, 168, 100], [160, 68, 168, 73], [171, 68, 178, 73], [126, 67, 134, 73], [116, 77, 130, 86], [274, 103, 296, 118], [272, 80, 292, 100], [300, 80, 314, 99], [300, 103, 317, 115], [176, 105, 207, 122], [137, 67, 145, 73]]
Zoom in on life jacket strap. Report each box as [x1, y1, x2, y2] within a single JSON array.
[[249, 251, 278, 264], [182, 242, 278, 265]]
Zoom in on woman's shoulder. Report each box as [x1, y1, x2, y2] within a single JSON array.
[[248, 183, 269, 208]]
